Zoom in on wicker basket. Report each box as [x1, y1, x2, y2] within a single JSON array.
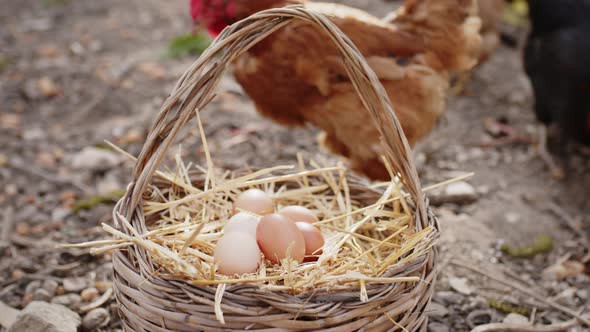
[[112, 6, 439, 331]]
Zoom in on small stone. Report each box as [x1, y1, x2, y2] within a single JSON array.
[[11, 269, 25, 280], [428, 322, 450, 332], [470, 250, 485, 261], [37, 45, 59, 58], [8, 301, 80, 332], [456, 151, 469, 163], [428, 302, 449, 319], [24, 127, 46, 141], [0, 154, 7, 167], [81, 308, 109, 331], [503, 313, 529, 325], [575, 274, 590, 283], [15, 223, 30, 236], [431, 181, 477, 205], [51, 294, 82, 309], [38, 77, 60, 98], [62, 278, 87, 293], [542, 260, 586, 281], [415, 152, 427, 169], [21, 293, 33, 307], [0, 240, 9, 256], [576, 289, 589, 300], [449, 277, 473, 295], [508, 90, 527, 105], [137, 62, 167, 80], [80, 288, 99, 302], [23, 79, 43, 99], [554, 287, 577, 306], [42, 280, 59, 297], [505, 212, 520, 224], [70, 147, 122, 172], [96, 175, 122, 196], [51, 208, 71, 222], [468, 147, 484, 159], [477, 185, 490, 195], [20, 17, 53, 32], [0, 113, 21, 130], [116, 127, 143, 146], [55, 286, 66, 296], [434, 291, 464, 305], [94, 281, 112, 293], [444, 182, 477, 203], [6, 183, 18, 195], [25, 281, 42, 295], [32, 288, 51, 302], [469, 296, 489, 310], [70, 42, 85, 55], [88, 40, 103, 53]]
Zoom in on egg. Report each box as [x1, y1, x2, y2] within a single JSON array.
[[224, 212, 260, 238], [295, 222, 325, 261], [256, 214, 306, 264], [279, 206, 318, 224], [234, 189, 274, 215], [214, 232, 261, 276]]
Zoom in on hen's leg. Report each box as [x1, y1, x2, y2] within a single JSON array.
[[479, 117, 533, 147], [537, 124, 565, 179], [450, 72, 472, 96]]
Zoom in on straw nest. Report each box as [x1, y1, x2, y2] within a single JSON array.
[[65, 6, 442, 331]]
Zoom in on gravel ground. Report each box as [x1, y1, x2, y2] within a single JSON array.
[[1, 0, 588, 331]]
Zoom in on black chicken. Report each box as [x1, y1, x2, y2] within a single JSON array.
[[524, 0, 590, 178]]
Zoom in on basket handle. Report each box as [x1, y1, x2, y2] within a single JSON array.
[[122, 6, 428, 226]]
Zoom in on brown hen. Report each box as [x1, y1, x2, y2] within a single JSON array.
[[191, 0, 482, 180]]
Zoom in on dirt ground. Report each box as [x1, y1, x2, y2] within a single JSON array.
[[1, 0, 589, 331]]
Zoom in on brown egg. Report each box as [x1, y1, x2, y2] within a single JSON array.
[[256, 214, 306, 264], [279, 206, 318, 224], [214, 233, 261, 276], [234, 189, 274, 215], [295, 222, 325, 262]]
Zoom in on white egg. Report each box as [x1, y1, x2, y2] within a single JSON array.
[[214, 232, 261, 276], [233, 189, 274, 215], [224, 212, 260, 238]]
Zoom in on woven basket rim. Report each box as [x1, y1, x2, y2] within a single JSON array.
[[112, 6, 439, 331]]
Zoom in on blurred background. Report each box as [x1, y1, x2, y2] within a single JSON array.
[[0, 0, 589, 331]]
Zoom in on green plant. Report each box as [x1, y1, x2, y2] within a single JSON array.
[[166, 33, 212, 59], [501, 234, 553, 258]]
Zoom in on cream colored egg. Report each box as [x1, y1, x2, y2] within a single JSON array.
[[234, 189, 274, 215], [224, 212, 260, 238], [295, 222, 325, 262], [256, 214, 306, 264], [214, 232, 261, 276], [279, 205, 318, 224]]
